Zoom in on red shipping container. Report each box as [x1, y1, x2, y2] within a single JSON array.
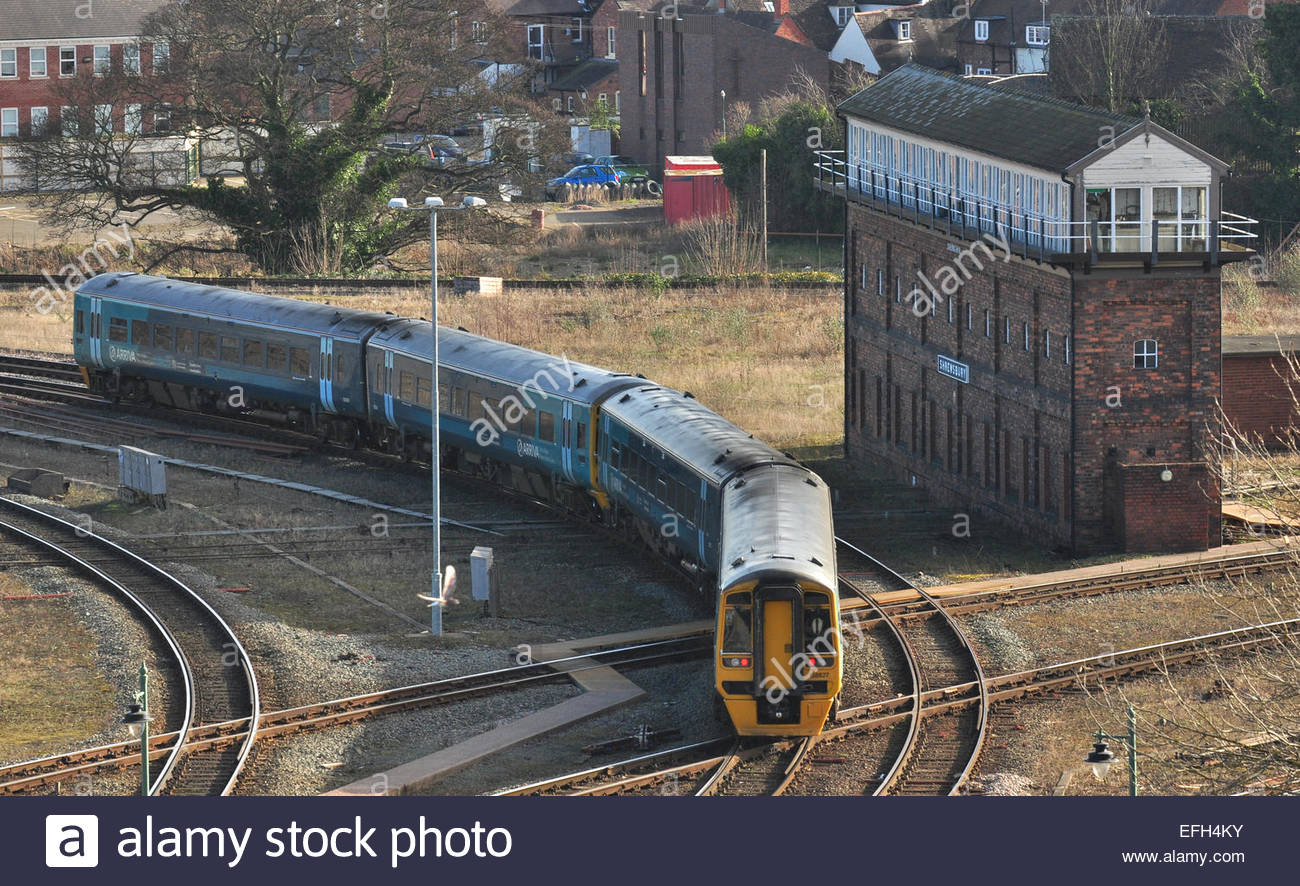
[[663, 155, 731, 225]]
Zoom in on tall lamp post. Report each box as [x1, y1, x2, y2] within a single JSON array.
[[720, 89, 727, 139], [122, 662, 153, 797], [1084, 704, 1139, 796], [387, 194, 486, 635]]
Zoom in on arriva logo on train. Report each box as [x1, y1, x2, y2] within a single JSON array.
[[108, 345, 134, 363], [936, 354, 970, 384], [516, 439, 541, 458]]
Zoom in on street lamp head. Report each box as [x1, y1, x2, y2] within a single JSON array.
[[424, 196, 445, 208], [1085, 739, 1115, 780], [387, 197, 409, 209], [123, 702, 153, 739], [720, 89, 726, 100], [461, 196, 487, 208]]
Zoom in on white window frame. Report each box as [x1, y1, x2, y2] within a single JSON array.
[[860, 264, 867, 290], [1023, 322, 1030, 352], [977, 67, 992, 76], [1026, 25, 1050, 46], [528, 24, 545, 60], [0, 49, 16, 79], [566, 94, 574, 113], [1134, 339, 1159, 370], [1064, 335, 1071, 365], [597, 93, 607, 108], [60, 46, 76, 77], [967, 303, 973, 331], [1044, 330, 1051, 359], [94, 103, 112, 134], [897, 20, 912, 41], [614, 90, 620, 111], [0, 108, 17, 137], [1005, 316, 1011, 344], [571, 18, 583, 44], [835, 7, 853, 27], [975, 20, 989, 41], [30, 106, 47, 135], [93, 45, 111, 76], [123, 43, 140, 75], [964, 64, 973, 76], [153, 42, 169, 74], [895, 277, 902, 304], [472, 21, 488, 44], [125, 103, 142, 135], [947, 298, 954, 324], [30, 47, 46, 78], [985, 309, 991, 338], [60, 106, 76, 136], [607, 26, 616, 58], [877, 269, 885, 295]]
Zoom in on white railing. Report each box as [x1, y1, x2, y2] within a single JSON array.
[[814, 151, 1258, 261]]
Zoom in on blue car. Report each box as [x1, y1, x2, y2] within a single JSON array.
[[545, 164, 627, 199]]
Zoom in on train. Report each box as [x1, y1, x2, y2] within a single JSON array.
[[71, 272, 842, 736]]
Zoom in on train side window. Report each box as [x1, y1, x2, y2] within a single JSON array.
[[438, 382, 450, 412], [336, 354, 346, 382], [539, 410, 555, 442], [177, 329, 195, 355], [109, 317, 128, 342], [154, 324, 172, 351], [267, 343, 286, 372], [289, 346, 310, 376], [220, 336, 239, 363], [452, 386, 466, 416], [575, 421, 587, 449], [416, 376, 432, 408], [243, 339, 264, 367], [399, 371, 416, 403], [132, 320, 149, 346], [75, 311, 85, 335], [198, 332, 218, 358], [609, 442, 621, 469], [468, 391, 485, 420], [721, 601, 752, 654]]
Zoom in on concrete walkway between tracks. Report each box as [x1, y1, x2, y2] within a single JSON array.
[[323, 621, 712, 797]]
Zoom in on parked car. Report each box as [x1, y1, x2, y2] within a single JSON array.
[[380, 134, 464, 167], [594, 155, 650, 183], [545, 164, 629, 199]]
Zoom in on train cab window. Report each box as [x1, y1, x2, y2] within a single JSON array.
[[267, 343, 286, 372], [289, 346, 311, 377], [721, 594, 753, 654], [132, 320, 149, 346], [416, 376, 432, 408], [243, 339, 264, 367], [220, 336, 239, 363], [451, 386, 466, 416], [803, 593, 833, 654], [575, 422, 587, 449], [399, 371, 416, 403], [75, 311, 85, 335], [154, 324, 172, 351], [539, 410, 555, 442], [176, 328, 194, 355]]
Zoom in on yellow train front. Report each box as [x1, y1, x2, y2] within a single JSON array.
[[714, 464, 841, 736]]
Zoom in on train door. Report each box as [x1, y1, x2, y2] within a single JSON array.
[[752, 585, 801, 724], [87, 297, 105, 367], [319, 338, 337, 413], [560, 400, 575, 483], [381, 350, 396, 425]]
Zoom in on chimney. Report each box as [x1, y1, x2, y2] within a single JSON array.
[[774, 0, 788, 16], [717, 0, 726, 13]]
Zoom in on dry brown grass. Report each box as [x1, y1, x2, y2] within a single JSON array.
[[1223, 245, 1300, 336]]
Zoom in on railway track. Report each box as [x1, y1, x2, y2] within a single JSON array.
[[694, 739, 813, 796], [0, 496, 259, 796], [836, 538, 987, 796], [0, 636, 709, 794]]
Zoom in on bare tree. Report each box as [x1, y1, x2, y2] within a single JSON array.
[[1049, 0, 1170, 113]]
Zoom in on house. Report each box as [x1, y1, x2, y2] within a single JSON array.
[[817, 65, 1258, 552], [547, 58, 621, 115], [829, 3, 960, 75], [617, 2, 831, 175], [505, 0, 645, 90]]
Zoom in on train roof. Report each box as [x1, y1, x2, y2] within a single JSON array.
[[76, 273, 397, 339], [601, 384, 799, 485], [718, 463, 838, 592], [373, 320, 642, 404]]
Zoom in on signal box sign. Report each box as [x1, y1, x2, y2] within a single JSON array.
[[937, 354, 970, 384]]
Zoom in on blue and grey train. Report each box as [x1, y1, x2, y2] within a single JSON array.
[[71, 273, 841, 735]]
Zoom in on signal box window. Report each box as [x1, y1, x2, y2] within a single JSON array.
[[109, 317, 128, 343], [1134, 339, 1158, 369]]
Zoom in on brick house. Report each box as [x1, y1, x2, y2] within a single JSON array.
[[618, 2, 831, 176], [505, 0, 647, 90], [0, 0, 171, 140], [829, 3, 961, 76], [818, 65, 1258, 553]]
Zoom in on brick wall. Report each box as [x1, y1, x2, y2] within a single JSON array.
[[1222, 353, 1299, 445], [617, 10, 829, 175], [1105, 461, 1216, 553], [0, 42, 167, 135]]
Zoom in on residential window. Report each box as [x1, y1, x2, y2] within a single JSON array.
[[977, 67, 992, 76], [125, 104, 142, 135], [967, 303, 973, 330], [947, 298, 954, 324], [607, 26, 616, 58], [895, 277, 901, 304], [566, 95, 574, 113], [1134, 339, 1158, 370], [528, 24, 544, 60], [0, 49, 16, 78], [571, 18, 583, 43], [30, 47, 46, 78], [60, 46, 76, 76], [897, 20, 911, 41], [1064, 334, 1071, 365], [1026, 25, 1050, 46], [1004, 316, 1011, 344], [472, 21, 487, 44], [614, 90, 620, 111], [155, 104, 171, 131], [123, 43, 140, 75], [0, 108, 16, 137], [860, 264, 867, 290], [1023, 322, 1030, 351], [597, 93, 607, 108], [975, 20, 989, 41], [836, 7, 853, 26], [94, 104, 112, 134], [637, 30, 646, 95], [1044, 330, 1051, 358], [60, 106, 76, 136], [30, 107, 47, 135], [964, 64, 973, 76], [877, 269, 885, 295], [93, 45, 110, 75], [153, 42, 169, 73], [984, 309, 991, 337]]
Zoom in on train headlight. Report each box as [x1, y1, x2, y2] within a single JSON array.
[[723, 656, 751, 669]]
